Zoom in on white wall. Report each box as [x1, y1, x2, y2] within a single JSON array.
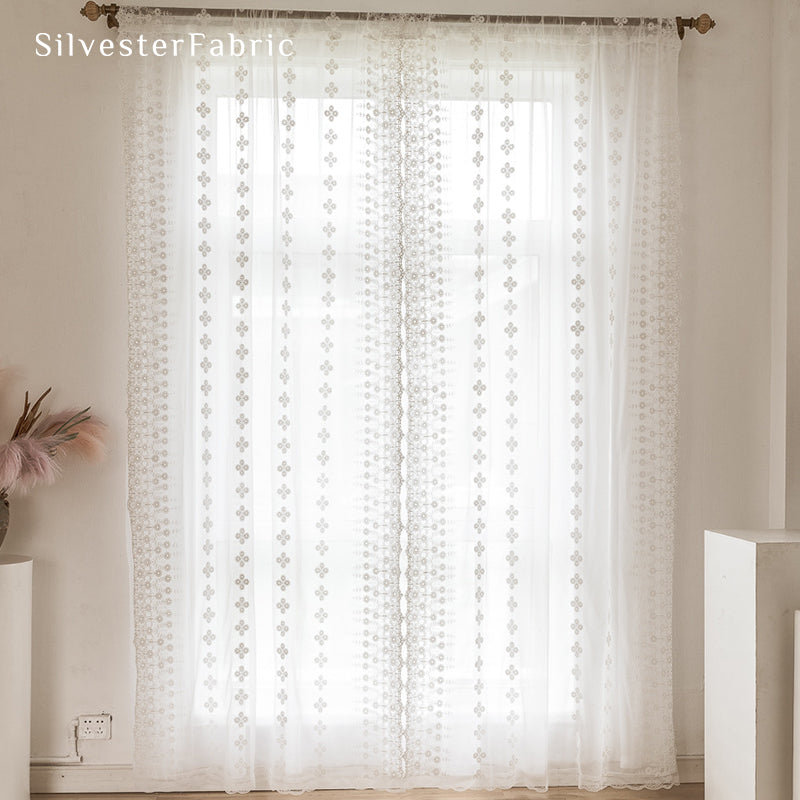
[[772, 0, 800, 529], [0, 0, 775, 778]]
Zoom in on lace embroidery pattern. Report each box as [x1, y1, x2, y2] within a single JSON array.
[[399, 21, 449, 782], [122, 23, 179, 778], [361, 19, 405, 781]]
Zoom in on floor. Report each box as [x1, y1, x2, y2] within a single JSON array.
[[32, 786, 704, 799]]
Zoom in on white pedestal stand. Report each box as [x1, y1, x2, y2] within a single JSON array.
[[794, 611, 800, 800], [705, 529, 800, 800], [0, 556, 32, 800]]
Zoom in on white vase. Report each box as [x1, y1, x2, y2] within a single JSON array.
[[0, 556, 32, 800]]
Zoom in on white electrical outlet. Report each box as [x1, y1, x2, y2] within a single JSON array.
[[77, 714, 112, 740]]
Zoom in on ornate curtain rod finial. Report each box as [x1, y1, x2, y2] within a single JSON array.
[[676, 13, 715, 39], [80, 1, 120, 28]]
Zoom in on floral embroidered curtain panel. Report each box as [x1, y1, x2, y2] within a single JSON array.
[[124, 11, 681, 793]]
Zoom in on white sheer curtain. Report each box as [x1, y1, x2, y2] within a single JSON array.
[[124, 11, 680, 793]]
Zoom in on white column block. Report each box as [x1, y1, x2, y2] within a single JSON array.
[[794, 611, 800, 800], [0, 556, 32, 800], [705, 529, 800, 800]]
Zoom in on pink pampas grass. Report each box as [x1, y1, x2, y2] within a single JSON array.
[[33, 409, 107, 462], [0, 384, 107, 499], [0, 438, 61, 493]]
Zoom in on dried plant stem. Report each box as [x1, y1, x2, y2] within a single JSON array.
[[11, 387, 52, 439]]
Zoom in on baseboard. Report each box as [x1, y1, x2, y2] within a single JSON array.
[[31, 756, 705, 793], [676, 754, 704, 783], [31, 764, 140, 794]]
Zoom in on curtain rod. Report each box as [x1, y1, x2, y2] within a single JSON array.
[[79, 2, 715, 39]]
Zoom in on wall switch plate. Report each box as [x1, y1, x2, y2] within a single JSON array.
[[77, 714, 111, 740]]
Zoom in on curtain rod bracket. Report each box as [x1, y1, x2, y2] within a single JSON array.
[[676, 13, 715, 39], [80, 2, 119, 29]]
